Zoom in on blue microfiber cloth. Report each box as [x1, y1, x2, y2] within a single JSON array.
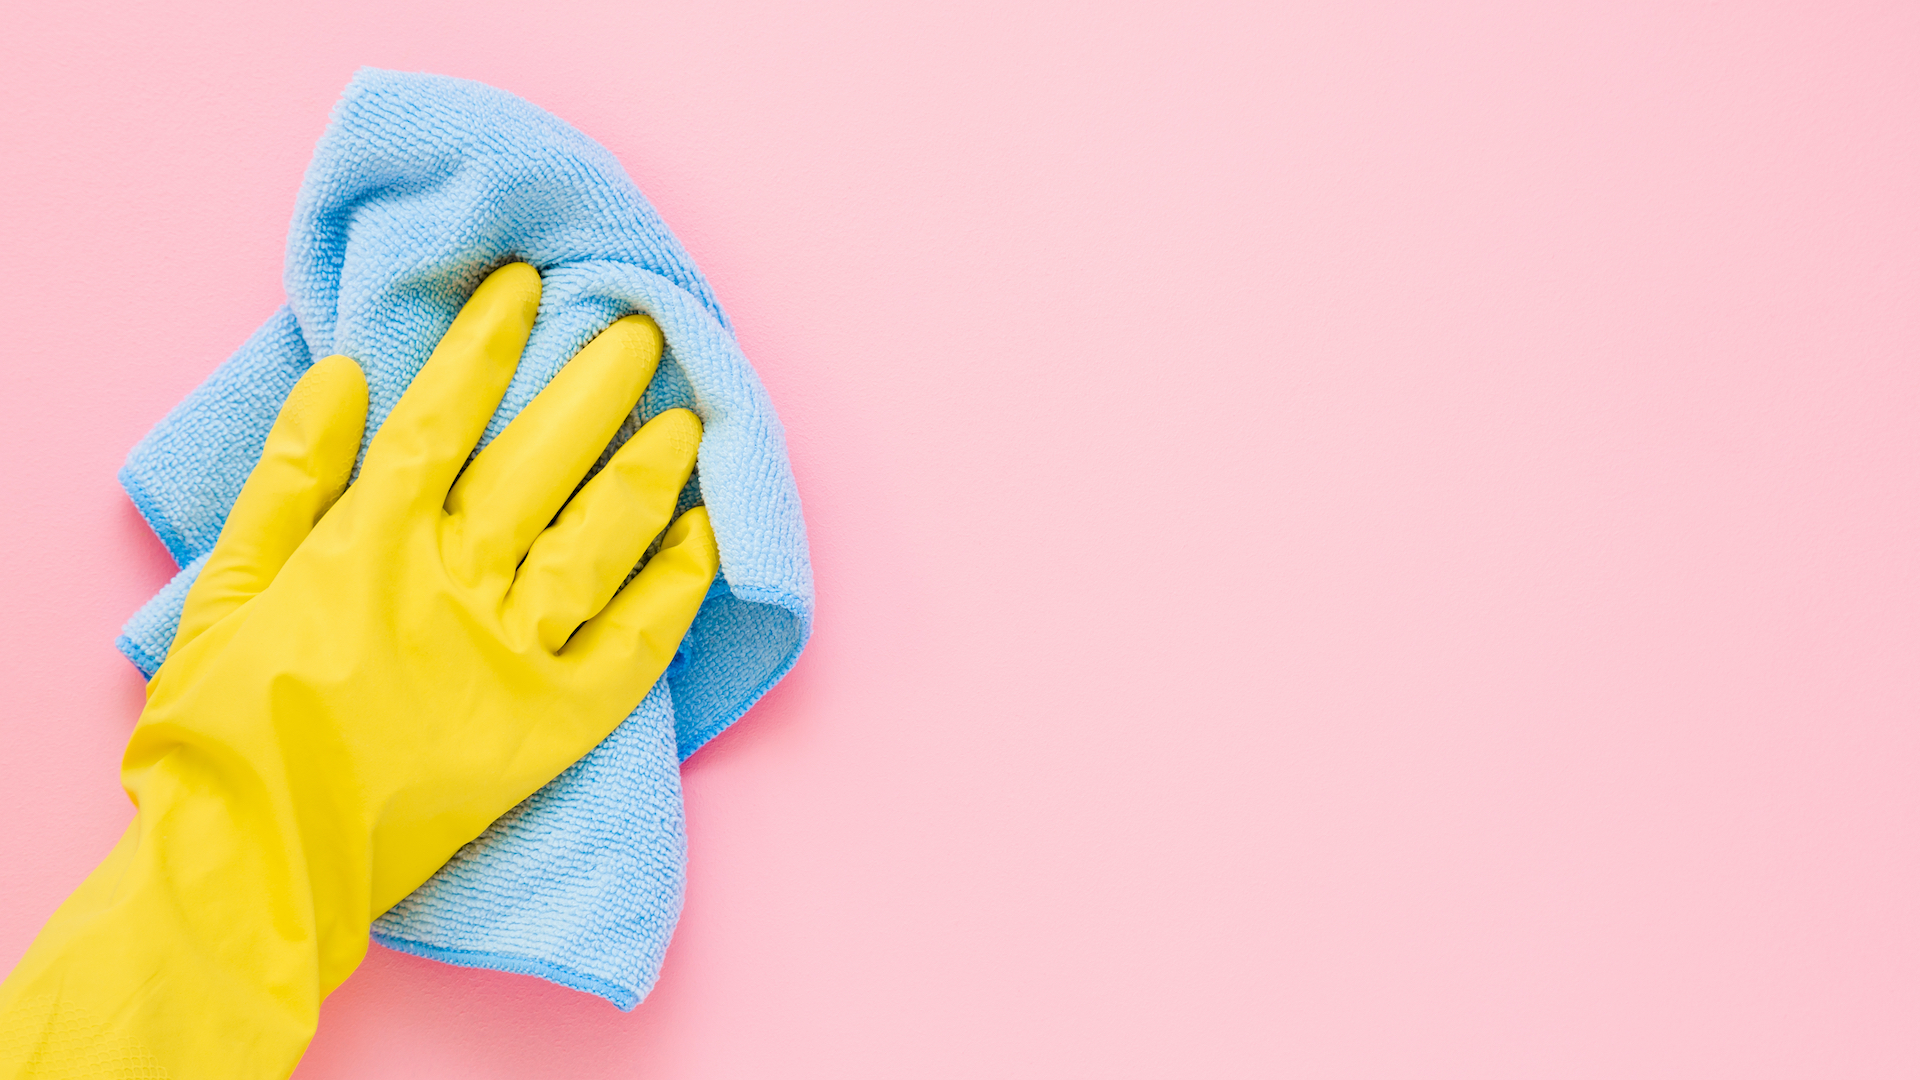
[[114, 68, 813, 1010]]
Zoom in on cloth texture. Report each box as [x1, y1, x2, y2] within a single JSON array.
[[114, 68, 813, 1010]]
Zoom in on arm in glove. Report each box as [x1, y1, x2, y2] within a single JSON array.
[[0, 263, 718, 1077]]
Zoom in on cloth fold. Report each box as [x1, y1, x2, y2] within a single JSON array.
[[114, 68, 812, 1010]]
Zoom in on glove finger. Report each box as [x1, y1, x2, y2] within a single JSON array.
[[562, 506, 718, 697], [170, 355, 368, 658], [359, 262, 540, 506], [503, 407, 700, 652], [444, 314, 662, 585]]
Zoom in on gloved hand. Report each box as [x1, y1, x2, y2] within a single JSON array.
[[0, 263, 718, 1078]]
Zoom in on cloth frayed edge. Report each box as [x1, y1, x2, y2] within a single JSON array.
[[368, 931, 643, 1011], [119, 462, 198, 569], [115, 634, 165, 680]]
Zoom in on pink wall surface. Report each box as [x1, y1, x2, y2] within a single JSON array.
[[3, 2, 1918, 1076]]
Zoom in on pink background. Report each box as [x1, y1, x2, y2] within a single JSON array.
[[2, 2, 1918, 1076]]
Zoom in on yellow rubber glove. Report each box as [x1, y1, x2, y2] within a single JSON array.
[[0, 263, 719, 1078]]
